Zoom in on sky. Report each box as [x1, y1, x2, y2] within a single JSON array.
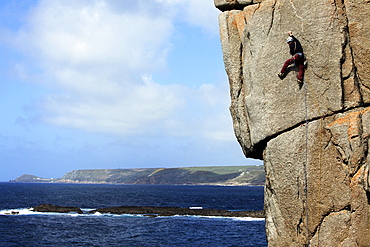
[[0, 0, 262, 181]]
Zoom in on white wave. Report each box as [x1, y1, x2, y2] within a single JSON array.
[[0, 208, 145, 218], [159, 214, 265, 221], [91, 211, 102, 216], [0, 208, 82, 216], [0, 208, 50, 216], [231, 217, 265, 221]]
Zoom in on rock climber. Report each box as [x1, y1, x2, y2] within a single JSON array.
[[278, 31, 305, 84]]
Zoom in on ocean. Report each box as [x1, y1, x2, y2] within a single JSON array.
[[0, 183, 267, 247]]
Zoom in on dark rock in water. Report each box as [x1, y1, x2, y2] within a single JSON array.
[[4, 211, 20, 215], [88, 206, 264, 218], [31, 204, 83, 214], [30, 204, 264, 218]]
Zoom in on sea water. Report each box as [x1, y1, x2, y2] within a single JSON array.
[[0, 183, 267, 247]]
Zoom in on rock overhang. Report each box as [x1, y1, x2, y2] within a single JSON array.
[[214, 0, 263, 12], [215, 0, 369, 159]]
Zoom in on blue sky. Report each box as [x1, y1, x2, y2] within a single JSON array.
[[0, 0, 262, 181]]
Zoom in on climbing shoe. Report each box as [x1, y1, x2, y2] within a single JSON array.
[[278, 73, 284, 79]]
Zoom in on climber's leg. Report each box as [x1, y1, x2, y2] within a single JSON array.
[[297, 64, 305, 82], [294, 55, 305, 82], [280, 57, 294, 75]]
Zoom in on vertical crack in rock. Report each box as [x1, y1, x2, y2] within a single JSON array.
[[336, 0, 363, 110], [342, 0, 370, 104], [236, 43, 244, 99], [267, 1, 277, 36]]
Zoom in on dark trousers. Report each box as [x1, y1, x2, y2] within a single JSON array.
[[280, 54, 305, 81]]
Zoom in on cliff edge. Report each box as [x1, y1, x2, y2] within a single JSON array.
[[215, 0, 370, 246]]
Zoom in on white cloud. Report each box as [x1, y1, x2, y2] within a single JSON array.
[[13, 0, 179, 135], [184, 0, 220, 33], [189, 83, 236, 142], [21, 0, 173, 73], [11, 0, 230, 140], [42, 76, 185, 135], [154, 0, 220, 33]]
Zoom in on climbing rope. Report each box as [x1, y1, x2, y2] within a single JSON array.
[[317, 113, 323, 247], [311, 80, 324, 247], [303, 79, 310, 247], [303, 78, 324, 247]]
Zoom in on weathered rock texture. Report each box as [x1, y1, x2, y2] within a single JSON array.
[[215, 0, 370, 246]]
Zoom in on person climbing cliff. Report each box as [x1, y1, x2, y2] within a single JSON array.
[[278, 31, 305, 84]]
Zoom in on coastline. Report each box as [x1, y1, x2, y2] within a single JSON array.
[[7, 180, 264, 186], [9, 166, 266, 186]]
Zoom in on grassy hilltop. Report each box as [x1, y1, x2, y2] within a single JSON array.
[[11, 165, 265, 186]]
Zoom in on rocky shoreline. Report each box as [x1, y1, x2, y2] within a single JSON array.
[[31, 204, 265, 218]]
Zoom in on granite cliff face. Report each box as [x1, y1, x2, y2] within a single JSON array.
[[215, 0, 370, 246]]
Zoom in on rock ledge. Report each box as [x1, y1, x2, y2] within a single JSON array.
[[31, 204, 264, 218]]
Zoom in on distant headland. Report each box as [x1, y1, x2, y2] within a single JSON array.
[[10, 165, 265, 186]]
